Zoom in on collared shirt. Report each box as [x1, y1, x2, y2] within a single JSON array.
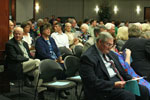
[[88, 25, 95, 37], [95, 44, 116, 78], [51, 32, 69, 48], [18, 40, 29, 58]]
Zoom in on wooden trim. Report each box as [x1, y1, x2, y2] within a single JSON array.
[[11, 0, 16, 20], [144, 7, 150, 21], [0, 0, 9, 64], [33, 0, 36, 20]]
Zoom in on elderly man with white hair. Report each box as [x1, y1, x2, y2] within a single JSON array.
[[105, 23, 115, 38], [5, 27, 46, 100]]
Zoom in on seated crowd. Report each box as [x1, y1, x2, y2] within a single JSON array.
[[6, 17, 150, 100]]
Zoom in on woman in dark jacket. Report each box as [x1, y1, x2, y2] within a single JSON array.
[[35, 23, 63, 63], [122, 25, 150, 81]]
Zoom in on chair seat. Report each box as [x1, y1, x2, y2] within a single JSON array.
[[42, 80, 76, 91], [67, 76, 82, 83]]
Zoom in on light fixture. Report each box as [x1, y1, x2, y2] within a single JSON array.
[[35, 3, 40, 13], [136, 5, 141, 14], [114, 5, 118, 14], [94, 5, 99, 14]]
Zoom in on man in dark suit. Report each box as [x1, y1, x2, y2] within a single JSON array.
[[79, 32, 149, 100], [5, 27, 46, 100]]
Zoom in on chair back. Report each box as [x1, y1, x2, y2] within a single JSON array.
[[59, 47, 73, 59], [39, 59, 63, 82], [64, 55, 80, 77], [73, 45, 83, 58]]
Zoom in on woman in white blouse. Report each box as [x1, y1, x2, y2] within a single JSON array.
[[21, 21, 33, 49]]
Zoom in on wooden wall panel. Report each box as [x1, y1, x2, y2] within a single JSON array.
[[0, 0, 9, 64], [11, 0, 16, 20], [145, 7, 150, 20]]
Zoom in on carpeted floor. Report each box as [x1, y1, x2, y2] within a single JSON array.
[[1, 83, 84, 100]]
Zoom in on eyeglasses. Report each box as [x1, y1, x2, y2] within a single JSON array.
[[104, 42, 114, 48]]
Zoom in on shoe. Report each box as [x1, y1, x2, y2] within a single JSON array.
[[65, 91, 70, 95], [38, 91, 45, 100], [59, 91, 68, 99]]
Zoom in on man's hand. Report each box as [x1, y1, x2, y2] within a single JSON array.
[[114, 81, 126, 88]]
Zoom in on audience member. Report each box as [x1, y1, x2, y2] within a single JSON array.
[[113, 49, 150, 94], [99, 25, 107, 32], [65, 22, 82, 48], [35, 23, 69, 99], [80, 32, 149, 100], [5, 27, 46, 100], [21, 21, 32, 49], [35, 23, 63, 64], [141, 31, 150, 39], [88, 19, 97, 37], [49, 15, 55, 25], [80, 23, 90, 44], [99, 20, 104, 25], [105, 23, 115, 38], [122, 25, 150, 81], [83, 18, 90, 25], [141, 23, 150, 32], [36, 18, 44, 36], [116, 26, 128, 51], [9, 20, 14, 40], [27, 20, 38, 45], [82, 26, 100, 53], [51, 23, 70, 49], [68, 18, 78, 33]]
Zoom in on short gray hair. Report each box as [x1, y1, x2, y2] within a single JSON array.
[[128, 25, 141, 37], [96, 32, 113, 43]]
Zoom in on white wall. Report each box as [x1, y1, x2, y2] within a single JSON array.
[[111, 0, 150, 22], [16, 0, 33, 23], [36, 0, 84, 21], [35, 0, 100, 21], [15, 0, 150, 22]]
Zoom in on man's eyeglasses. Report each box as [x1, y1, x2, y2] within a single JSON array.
[[104, 42, 114, 48]]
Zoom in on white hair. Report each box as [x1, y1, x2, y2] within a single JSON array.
[[37, 18, 43, 24], [81, 23, 89, 30], [105, 23, 115, 30], [141, 23, 150, 32], [13, 27, 23, 34]]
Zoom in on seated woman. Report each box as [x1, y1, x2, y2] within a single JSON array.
[[79, 23, 90, 44], [114, 49, 150, 95], [21, 21, 33, 49], [35, 23, 68, 98], [35, 23, 64, 69]]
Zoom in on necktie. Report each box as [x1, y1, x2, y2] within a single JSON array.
[[103, 54, 124, 81]]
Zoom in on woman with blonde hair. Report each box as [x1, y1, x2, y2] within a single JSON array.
[[116, 26, 128, 51]]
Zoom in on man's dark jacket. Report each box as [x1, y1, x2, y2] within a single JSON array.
[[79, 45, 132, 100], [5, 38, 32, 79]]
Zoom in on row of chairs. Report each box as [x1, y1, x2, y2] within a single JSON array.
[[59, 45, 83, 59], [4, 45, 83, 100], [34, 55, 82, 100]]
